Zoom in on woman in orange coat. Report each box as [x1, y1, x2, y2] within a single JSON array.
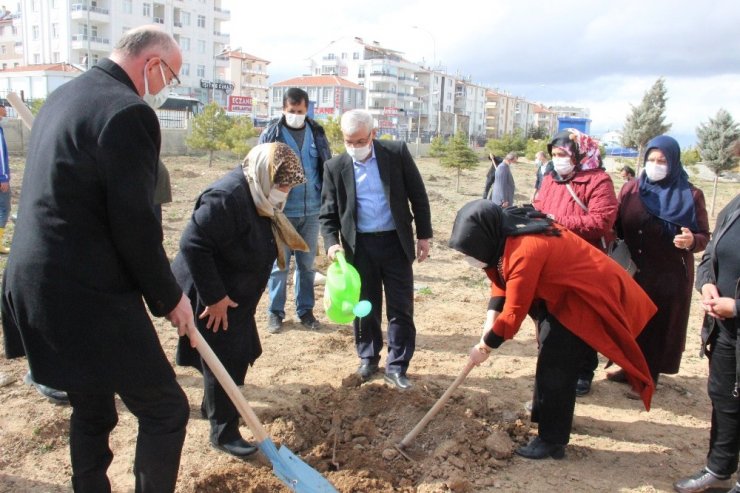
[[449, 200, 657, 460]]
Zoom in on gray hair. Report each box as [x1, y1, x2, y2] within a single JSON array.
[[505, 151, 518, 161], [113, 25, 177, 58], [535, 151, 546, 159], [341, 109, 373, 135]]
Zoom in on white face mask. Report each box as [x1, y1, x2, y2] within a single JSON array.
[[346, 143, 372, 162], [142, 62, 169, 109], [645, 162, 668, 182], [268, 187, 289, 208], [464, 256, 487, 269], [284, 112, 306, 129], [552, 157, 575, 177]]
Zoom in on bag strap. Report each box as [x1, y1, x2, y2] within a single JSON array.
[[565, 182, 608, 249]]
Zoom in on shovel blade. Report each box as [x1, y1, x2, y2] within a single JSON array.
[[258, 439, 338, 493]]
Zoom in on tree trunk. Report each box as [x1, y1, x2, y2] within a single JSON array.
[[711, 175, 718, 217], [209, 149, 213, 168], [456, 167, 461, 192], [635, 144, 644, 176]]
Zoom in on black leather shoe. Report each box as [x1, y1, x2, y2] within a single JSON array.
[[24, 371, 69, 405], [211, 438, 258, 458], [384, 372, 412, 390], [357, 363, 379, 381], [575, 378, 592, 397], [515, 436, 565, 460], [673, 468, 731, 493]]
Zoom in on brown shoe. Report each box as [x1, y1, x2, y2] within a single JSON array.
[[606, 369, 628, 383]]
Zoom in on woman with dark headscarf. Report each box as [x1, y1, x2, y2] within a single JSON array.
[[608, 135, 710, 395], [172, 143, 308, 457], [449, 200, 656, 460], [533, 129, 618, 397]]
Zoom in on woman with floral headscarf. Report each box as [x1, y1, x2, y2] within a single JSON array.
[[172, 143, 308, 457], [608, 135, 709, 397], [449, 200, 656, 460], [533, 129, 619, 397]]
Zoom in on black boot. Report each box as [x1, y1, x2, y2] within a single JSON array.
[[515, 436, 565, 460]]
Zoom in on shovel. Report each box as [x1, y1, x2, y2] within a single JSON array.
[[395, 360, 476, 460], [190, 330, 338, 492]]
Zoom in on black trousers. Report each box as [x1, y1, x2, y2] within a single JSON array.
[[201, 360, 246, 446], [577, 347, 599, 382], [352, 232, 416, 374], [706, 333, 740, 476], [67, 381, 189, 493], [531, 312, 593, 445]]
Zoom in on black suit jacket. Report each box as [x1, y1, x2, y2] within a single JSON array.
[[320, 139, 432, 262], [2, 58, 182, 392]]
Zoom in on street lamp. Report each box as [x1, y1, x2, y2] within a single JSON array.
[[412, 25, 436, 69], [415, 91, 439, 157]]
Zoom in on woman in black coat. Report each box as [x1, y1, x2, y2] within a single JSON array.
[[674, 192, 740, 493], [172, 142, 308, 457]]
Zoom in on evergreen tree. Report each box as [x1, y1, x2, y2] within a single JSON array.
[[185, 102, 231, 167], [440, 132, 479, 192], [485, 129, 527, 158], [622, 77, 671, 172], [696, 108, 740, 215], [321, 116, 345, 155], [222, 115, 258, 159], [428, 135, 447, 157]]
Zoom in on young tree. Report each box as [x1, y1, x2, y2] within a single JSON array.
[[222, 115, 258, 159], [440, 132, 479, 192], [321, 116, 345, 155], [622, 77, 671, 173], [485, 129, 527, 158], [696, 108, 740, 215], [186, 102, 231, 167], [428, 135, 447, 157]]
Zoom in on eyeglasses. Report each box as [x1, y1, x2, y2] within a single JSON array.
[[159, 58, 181, 87]]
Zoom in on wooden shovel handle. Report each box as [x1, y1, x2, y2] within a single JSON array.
[[6, 92, 34, 131], [398, 360, 476, 449], [191, 330, 269, 443]]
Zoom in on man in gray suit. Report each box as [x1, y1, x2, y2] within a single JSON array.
[[320, 109, 432, 390], [492, 151, 517, 207]]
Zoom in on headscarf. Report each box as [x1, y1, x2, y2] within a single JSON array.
[[638, 135, 698, 234], [448, 200, 560, 267], [243, 143, 308, 269], [547, 128, 602, 180]]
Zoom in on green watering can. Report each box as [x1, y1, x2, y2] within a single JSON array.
[[323, 251, 372, 324]]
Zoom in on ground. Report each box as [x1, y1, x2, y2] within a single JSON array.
[[0, 152, 737, 493]]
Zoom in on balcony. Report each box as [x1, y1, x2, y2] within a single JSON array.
[[70, 3, 110, 23], [214, 6, 230, 18], [368, 71, 397, 82], [241, 82, 268, 90], [213, 30, 228, 39], [153, 17, 164, 24], [70, 34, 110, 51], [241, 67, 267, 76], [398, 76, 419, 87]]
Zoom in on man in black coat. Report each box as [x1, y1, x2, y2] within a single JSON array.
[[2, 26, 196, 493], [320, 109, 432, 390]]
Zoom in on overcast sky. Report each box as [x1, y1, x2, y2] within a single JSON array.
[[223, 0, 740, 147]]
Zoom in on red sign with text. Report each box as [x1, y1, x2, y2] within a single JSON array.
[[228, 95, 253, 113]]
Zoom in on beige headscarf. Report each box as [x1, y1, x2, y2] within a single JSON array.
[[243, 143, 309, 269]]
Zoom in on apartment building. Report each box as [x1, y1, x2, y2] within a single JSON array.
[[17, 0, 230, 102], [0, 8, 22, 70], [531, 104, 557, 136], [269, 75, 364, 122], [220, 49, 269, 119]]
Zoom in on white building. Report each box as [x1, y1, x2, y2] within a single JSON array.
[[16, 0, 230, 102], [0, 62, 83, 100]]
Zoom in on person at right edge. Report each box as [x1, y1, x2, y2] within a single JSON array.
[[672, 154, 740, 493], [533, 128, 618, 397], [449, 200, 657, 460], [609, 135, 709, 399], [320, 109, 432, 390]]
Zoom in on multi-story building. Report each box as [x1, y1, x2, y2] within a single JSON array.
[[269, 75, 365, 122], [531, 104, 557, 137], [0, 8, 23, 70], [485, 89, 518, 139], [16, 0, 230, 102], [548, 105, 590, 119], [0, 62, 83, 100], [454, 78, 487, 143], [220, 49, 270, 119]]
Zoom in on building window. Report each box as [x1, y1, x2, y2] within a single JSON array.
[[341, 52, 347, 59], [32, 25, 39, 40], [197, 15, 205, 28], [52, 23, 59, 38], [51, 0, 58, 7], [143, 3, 151, 17], [180, 36, 190, 51], [31, 0, 38, 12], [1, 63, 6, 70], [181, 63, 190, 76], [197, 64, 205, 77], [0, 46, 5, 55], [33, 53, 40, 63], [122, 0, 132, 14], [181, 11, 190, 25], [353, 52, 359, 59], [53, 51, 60, 62], [322, 89, 330, 103], [197, 39, 205, 53], [327, 53, 335, 60]]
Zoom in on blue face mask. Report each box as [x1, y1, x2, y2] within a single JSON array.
[[142, 62, 169, 109]]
